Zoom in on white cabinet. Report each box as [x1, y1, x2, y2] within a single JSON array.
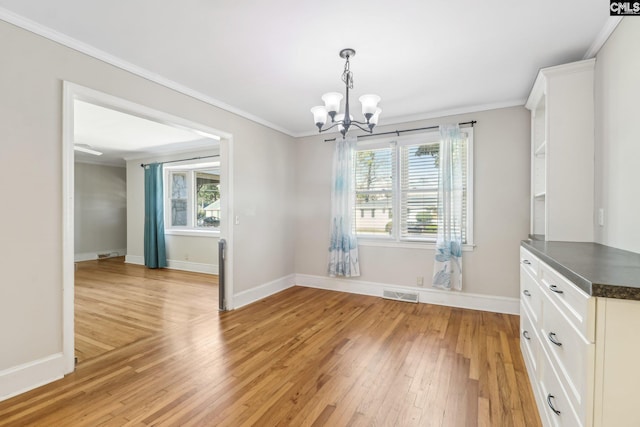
[[525, 59, 595, 242], [520, 247, 640, 427]]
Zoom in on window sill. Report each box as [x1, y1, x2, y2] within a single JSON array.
[[357, 238, 475, 251], [164, 229, 220, 238]]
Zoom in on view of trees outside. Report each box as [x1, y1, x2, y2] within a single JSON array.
[[196, 171, 220, 228], [171, 172, 188, 226], [354, 143, 440, 237], [354, 148, 393, 235]]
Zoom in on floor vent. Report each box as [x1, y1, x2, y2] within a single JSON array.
[[383, 290, 419, 303]]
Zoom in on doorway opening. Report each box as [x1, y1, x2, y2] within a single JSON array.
[[62, 82, 234, 372]]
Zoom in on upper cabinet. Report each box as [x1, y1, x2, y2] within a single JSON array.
[[525, 59, 595, 242]]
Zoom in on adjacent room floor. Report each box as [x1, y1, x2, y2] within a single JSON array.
[[0, 262, 541, 426], [74, 257, 219, 364]]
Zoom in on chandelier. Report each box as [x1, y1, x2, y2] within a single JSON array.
[[310, 48, 382, 137]]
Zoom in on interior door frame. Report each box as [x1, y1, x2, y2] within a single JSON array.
[[62, 81, 234, 373]]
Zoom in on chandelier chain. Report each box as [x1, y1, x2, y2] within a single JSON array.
[[341, 56, 354, 89]]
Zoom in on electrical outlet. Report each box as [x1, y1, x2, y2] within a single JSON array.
[[416, 276, 424, 286]]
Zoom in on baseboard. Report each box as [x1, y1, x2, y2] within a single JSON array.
[[0, 353, 65, 403], [295, 274, 520, 315], [166, 260, 218, 275], [74, 248, 126, 262], [233, 274, 296, 309], [124, 255, 217, 274], [125, 255, 144, 265]]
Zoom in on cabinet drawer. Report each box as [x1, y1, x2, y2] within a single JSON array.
[[521, 265, 542, 325], [520, 247, 539, 278], [520, 303, 539, 377], [539, 262, 595, 342], [539, 347, 583, 427], [541, 292, 594, 425]]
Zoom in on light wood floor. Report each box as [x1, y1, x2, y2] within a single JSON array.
[[0, 260, 541, 426], [74, 257, 218, 363]]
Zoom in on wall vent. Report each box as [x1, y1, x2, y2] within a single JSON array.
[[382, 290, 419, 303]]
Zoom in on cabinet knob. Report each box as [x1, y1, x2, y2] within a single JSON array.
[[522, 330, 531, 340], [548, 332, 563, 347], [523, 289, 531, 297], [547, 394, 561, 416], [549, 284, 564, 294], [523, 260, 531, 265]]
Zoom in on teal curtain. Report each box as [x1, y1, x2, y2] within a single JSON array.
[[432, 124, 464, 290], [144, 164, 167, 268], [328, 136, 360, 277]]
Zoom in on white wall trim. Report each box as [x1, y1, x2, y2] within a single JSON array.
[[294, 99, 525, 138], [74, 248, 126, 262], [583, 16, 623, 59], [166, 260, 218, 275], [233, 274, 296, 309], [0, 7, 293, 137], [295, 274, 520, 315], [0, 353, 64, 403], [125, 254, 144, 265], [125, 255, 217, 275]]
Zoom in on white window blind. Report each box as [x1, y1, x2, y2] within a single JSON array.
[[353, 147, 394, 236], [352, 128, 472, 245], [400, 142, 439, 238], [399, 137, 468, 242]]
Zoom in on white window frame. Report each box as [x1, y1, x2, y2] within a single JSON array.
[[164, 163, 221, 237], [354, 128, 474, 250]]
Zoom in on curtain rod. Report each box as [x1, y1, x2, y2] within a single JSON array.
[[323, 120, 476, 142], [140, 155, 220, 168]]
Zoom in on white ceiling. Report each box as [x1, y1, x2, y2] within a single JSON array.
[[0, 1, 613, 137], [73, 100, 217, 166]]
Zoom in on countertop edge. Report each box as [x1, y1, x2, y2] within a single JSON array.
[[521, 240, 593, 295], [520, 240, 640, 301]]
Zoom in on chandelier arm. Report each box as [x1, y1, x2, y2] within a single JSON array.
[[350, 122, 374, 133], [317, 121, 343, 133]]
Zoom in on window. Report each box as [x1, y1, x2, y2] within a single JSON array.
[[353, 128, 473, 245], [165, 164, 220, 233]]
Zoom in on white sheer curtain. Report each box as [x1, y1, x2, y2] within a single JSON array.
[[432, 124, 464, 290], [328, 136, 360, 277]]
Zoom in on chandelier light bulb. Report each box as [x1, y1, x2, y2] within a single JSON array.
[[321, 92, 343, 119], [310, 106, 328, 129], [359, 94, 381, 120], [368, 108, 382, 130]]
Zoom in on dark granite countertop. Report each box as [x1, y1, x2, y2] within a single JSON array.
[[521, 239, 640, 300]]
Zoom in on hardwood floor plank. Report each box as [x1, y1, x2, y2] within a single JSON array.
[[0, 261, 541, 426]]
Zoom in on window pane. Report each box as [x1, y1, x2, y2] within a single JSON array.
[[401, 143, 439, 239], [171, 173, 187, 199], [354, 147, 394, 236], [400, 138, 468, 242], [195, 171, 220, 228], [170, 172, 188, 227], [171, 199, 187, 226]]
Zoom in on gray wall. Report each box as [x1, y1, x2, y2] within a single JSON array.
[[74, 162, 127, 259], [0, 19, 295, 375], [294, 106, 531, 299], [594, 18, 640, 254]]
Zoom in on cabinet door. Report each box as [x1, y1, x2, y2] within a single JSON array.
[[594, 298, 640, 427]]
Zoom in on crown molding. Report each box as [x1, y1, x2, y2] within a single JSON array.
[[0, 7, 296, 137], [583, 16, 623, 59], [292, 99, 526, 138]]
